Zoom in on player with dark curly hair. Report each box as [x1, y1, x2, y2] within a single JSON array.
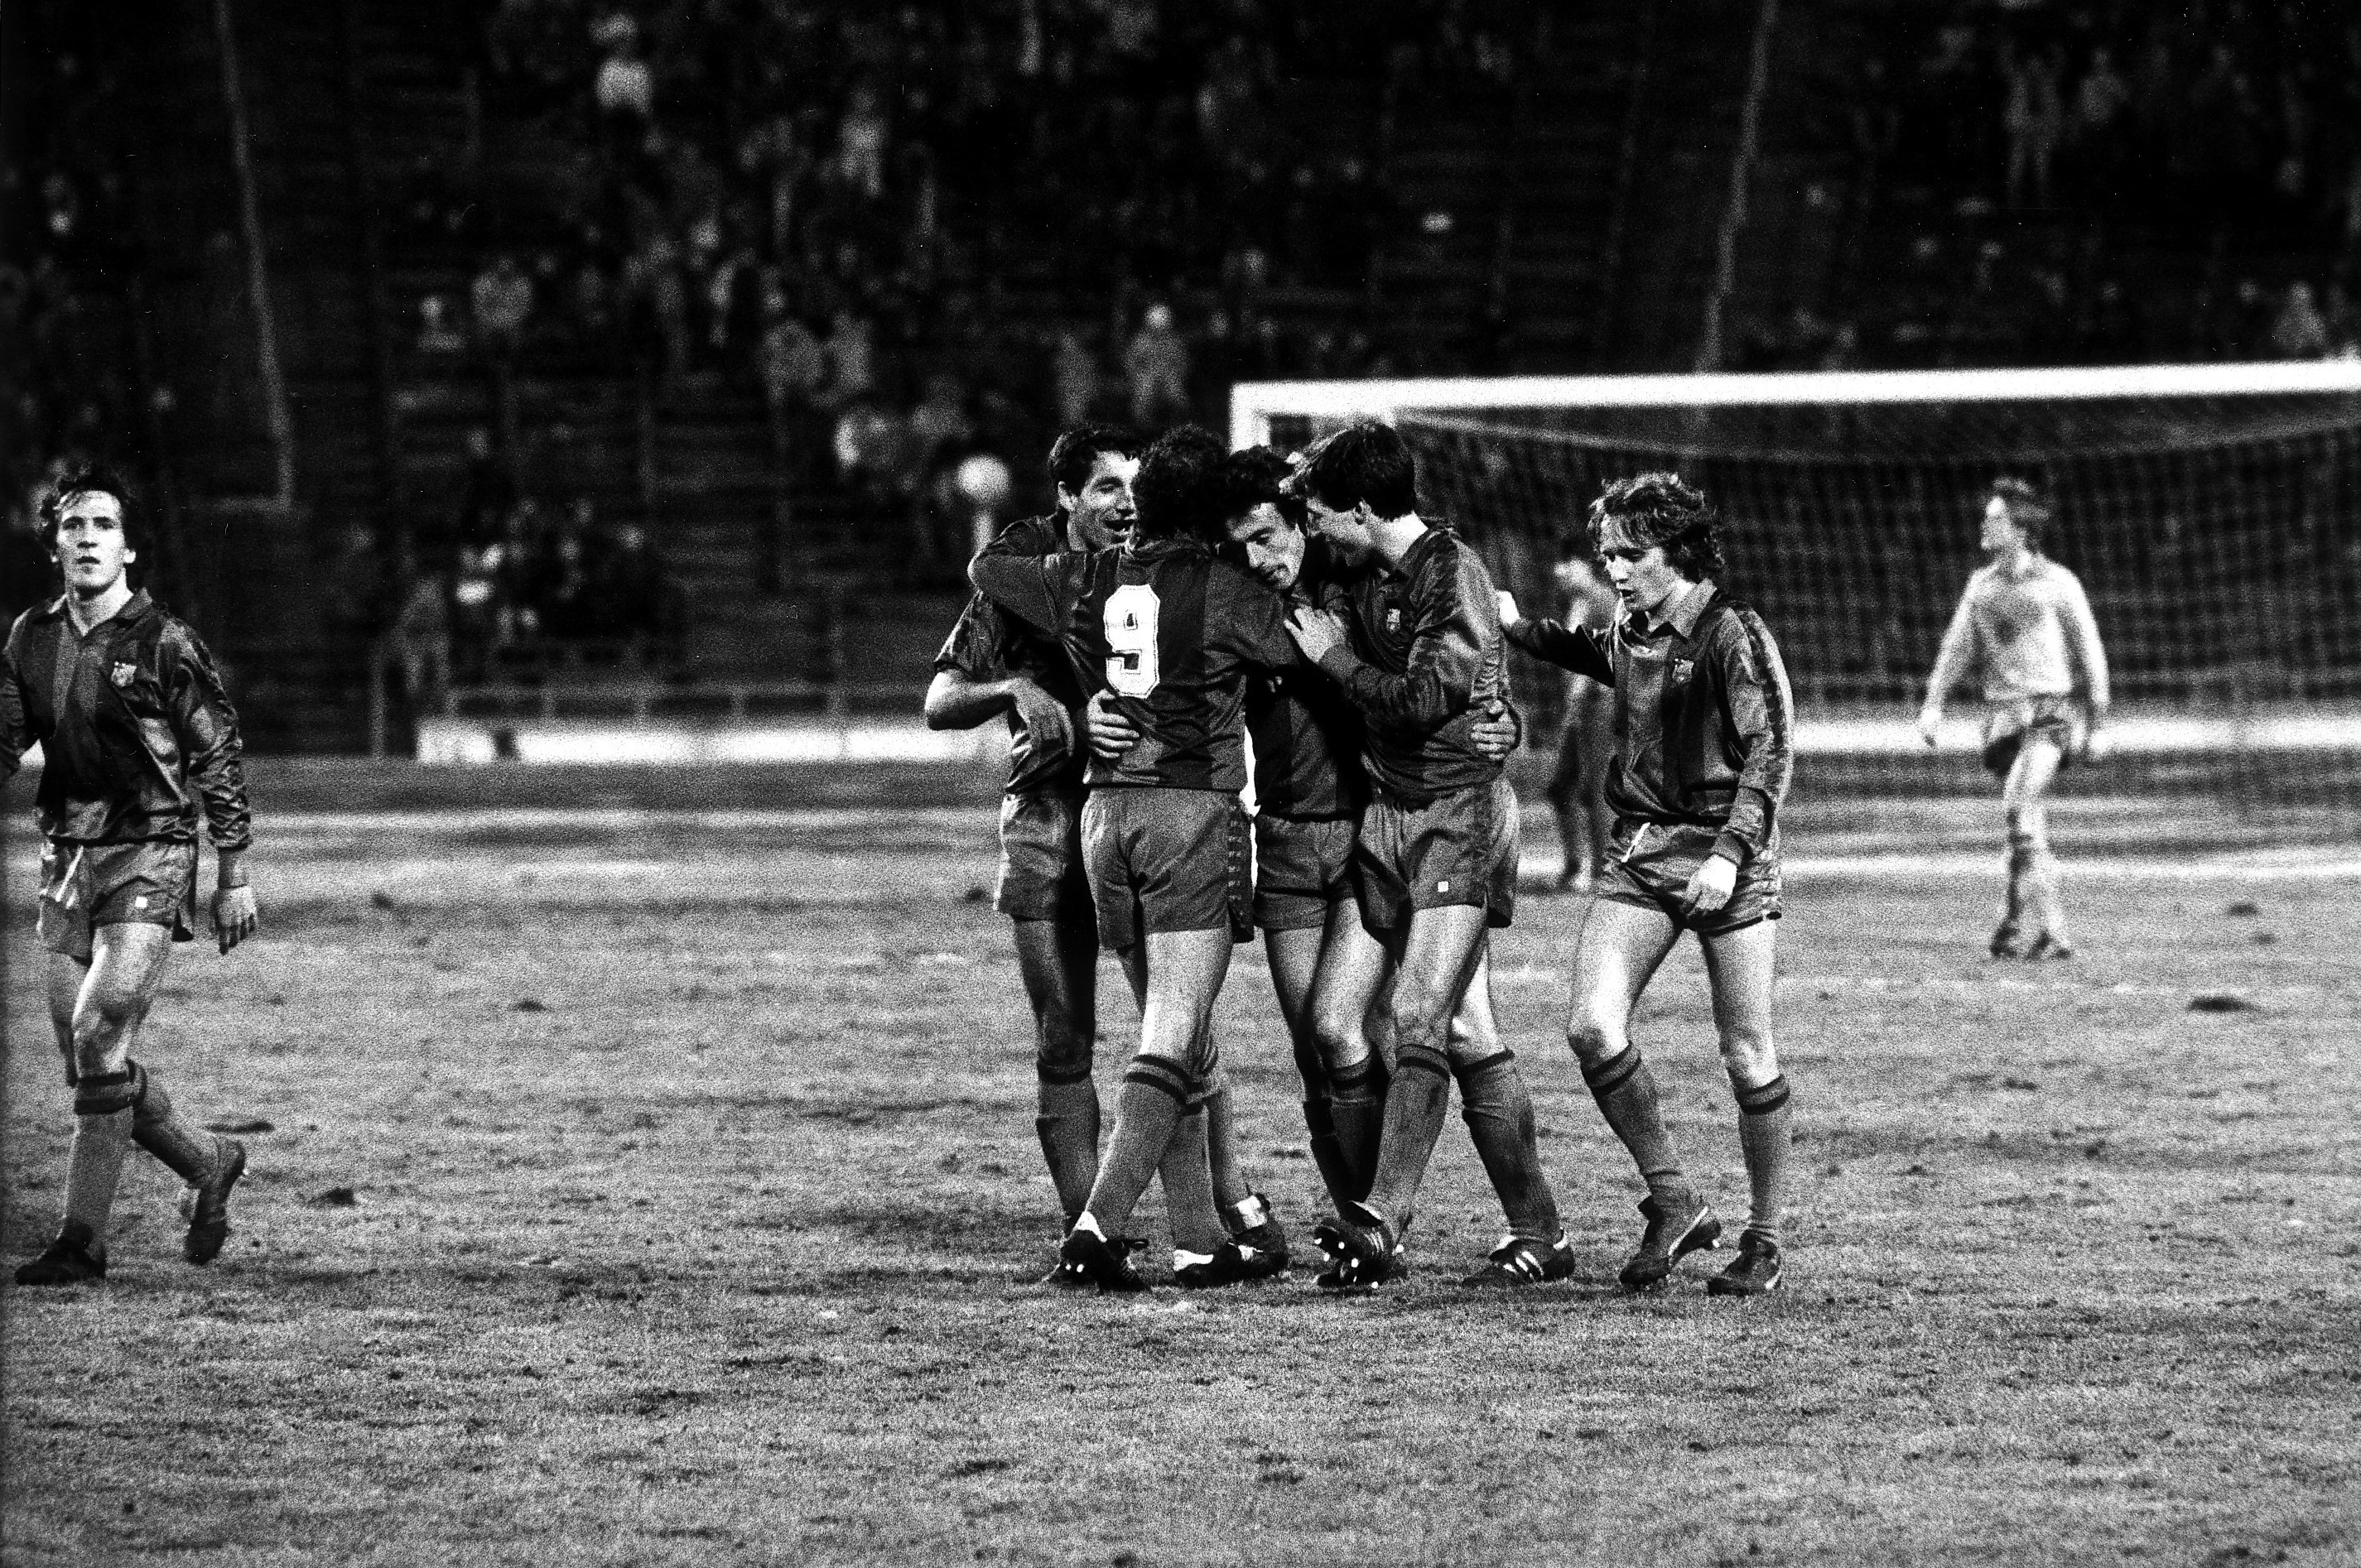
[[2, 465, 259, 1286], [1498, 471, 1798, 1297]]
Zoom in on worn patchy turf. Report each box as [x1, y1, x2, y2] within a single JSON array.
[[3, 808, 2357, 1566]]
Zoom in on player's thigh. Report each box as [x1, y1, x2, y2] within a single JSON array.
[[1262, 922, 1326, 1041], [1564, 897, 1681, 1046], [1698, 917, 1780, 1084], [1308, 901, 1391, 1067], [2002, 735, 2065, 815], [46, 953, 88, 1054], [1386, 902, 1492, 1046], [75, 922, 176, 1059], [1009, 916, 1098, 1055], [1443, 940, 1501, 1062]]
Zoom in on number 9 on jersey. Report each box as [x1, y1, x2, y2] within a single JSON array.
[[1104, 584, 1161, 698]]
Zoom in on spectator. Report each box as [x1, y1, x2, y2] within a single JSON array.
[[388, 551, 453, 714], [456, 426, 517, 551], [1123, 301, 1191, 429], [470, 253, 535, 361], [417, 293, 468, 354], [836, 83, 890, 201], [2270, 281, 2330, 358], [1052, 328, 1100, 426], [593, 25, 653, 124], [818, 307, 875, 410], [908, 371, 974, 475], [2002, 45, 2065, 208], [758, 308, 826, 417]]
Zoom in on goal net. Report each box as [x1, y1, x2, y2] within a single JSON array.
[[1233, 365, 2361, 845]]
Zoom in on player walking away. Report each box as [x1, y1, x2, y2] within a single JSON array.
[[1280, 421, 1573, 1291], [969, 426, 1298, 1291], [2, 467, 260, 1285], [925, 426, 1140, 1284], [1498, 473, 1796, 1298], [1087, 447, 1547, 1286], [1542, 541, 1617, 892], [1915, 478, 2110, 960]]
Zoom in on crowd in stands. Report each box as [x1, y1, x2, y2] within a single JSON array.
[[1737, 2, 2361, 372]]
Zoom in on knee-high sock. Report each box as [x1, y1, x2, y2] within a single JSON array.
[[1197, 1081, 1251, 1214], [1324, 1054, 1390, 1208], [1034, 1065, 1101, 1226], [1157, 1109, 1227, 1258], [130, 1062, 221, 1187], [1734, 1075, 1793, 1245], [2002, 831, 2032, 935], [1078, 1058, 1189, 1235], [1454, 1051, 1561, 1243], [63, 1085, 136, 1249], [1582, 1047, 1690, 1204], [1302, 1096, 1355, 1211], [2024, 848, 2068, 941], [1359, 1046, 1455, 1235]]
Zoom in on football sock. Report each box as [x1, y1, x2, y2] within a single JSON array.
[[1034, 1065, 1101, 1226], [1325, 1055, 1390, 1206], [1157, 1109, 1228, 1258], [1360, 1045, 1455, 1235], [1198, 1082, 1251, 1214], [1582, 1047, 1692, 1205], [1078, 1058, 1190, 1234], [128, 1061, 221, 1187], [2025, 848, 2069, 943], [1301, 1096, 1355, 1210], [64, 1070, 140, 1243], [2002, 830, 2033, 936], [1733, 1074, 1793, 1247], [1453, 1051, 1561, 1243]]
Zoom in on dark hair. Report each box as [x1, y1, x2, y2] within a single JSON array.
[[1297, 419, 1418, 520], [1589, 472, 1726, 582], [36, 463, 144, 555], [1130, 425, 1231, 543], [1047, 424, 1141, 501], [1221, 445, 1308, 529], [1988, 475, 2052, 549]]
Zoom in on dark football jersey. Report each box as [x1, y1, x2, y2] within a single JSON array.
[[970, 534, 1296, 794], [933, 514, 1088, 796], [1313, 524, 1508, 803], [1245, 540, 1364, 821]]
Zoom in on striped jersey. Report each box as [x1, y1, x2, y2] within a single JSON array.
[[1245, 539, 1363, 821], [970, 534, 1296, 793], [933, 514, 1089, 796], [1312, 525, 1507, 804], [1927, 555, 2110, 707]]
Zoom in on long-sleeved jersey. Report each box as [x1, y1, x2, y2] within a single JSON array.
[[1312, 525, 1506, 804], [1506, 580, 1793, 866], [0, 591, 254, 850], [970, 534, 1296, 794], [934, 513, 1091, 796], [1925, 555, 2110, 709], [1245, 539, 1364, 821]]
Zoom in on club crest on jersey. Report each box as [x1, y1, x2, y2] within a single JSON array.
[[1670, 658, 1694, 683], [1385, 607, 1403, 635], [110, 661, 137, 688]]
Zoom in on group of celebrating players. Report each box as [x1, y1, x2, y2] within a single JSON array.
[[2, 435, 2108, 1296]]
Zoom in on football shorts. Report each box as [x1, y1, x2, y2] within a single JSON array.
[[1252, 813, 1356, 932], [1596, 819, 1781, 937], [1981, 695, 2086, 777], [1081, 786, 1252, 952], [38, 839, 200, 960], [995, 789, 1094, 926], [1354, 777, 1520, 934]]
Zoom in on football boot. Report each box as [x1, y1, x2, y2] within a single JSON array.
[[1617, 1191, 1722, 1291], [1706, 1230, 1783, 1297], [1459, 1231, 1578, 1288]]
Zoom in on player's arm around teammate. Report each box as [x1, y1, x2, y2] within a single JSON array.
[[1506, 473, 1797, 1298], [6, 469, 257, 1286]]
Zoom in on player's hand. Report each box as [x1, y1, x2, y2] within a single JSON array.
[[1084, 690, 1141, 762], [1496, 589, 1525, 628], [1286, 606, 1347, 663], [1915, 705, 1943, 749], [211, 884, 258, 954], [1009, 678, 1073, 764], [1471, 699, 1519, 762], [1679, 854, 1738, 916]]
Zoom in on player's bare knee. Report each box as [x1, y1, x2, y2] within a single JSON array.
[[1718, 1029, 1777, 1086], [1308, 1006, 1365, 1074], [1565, 1015, 1623, 1067]]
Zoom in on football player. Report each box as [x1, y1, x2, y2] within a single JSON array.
[[1499, 472, 1797, 1297], [1915, 477, 2110, 959], [2, 466, 260, 1285]]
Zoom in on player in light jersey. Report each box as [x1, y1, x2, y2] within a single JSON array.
[[1281, 421, 1575, 1289], [1541, 540, 1617, 892], [1916, 478, 2111, 959], [969, 426, 1299, 1291], [1501, 473, 1798, 1298], [925, 426, 1140, 1284]]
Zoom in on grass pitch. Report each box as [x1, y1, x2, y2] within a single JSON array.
[[3, 796, 2357, 1566]]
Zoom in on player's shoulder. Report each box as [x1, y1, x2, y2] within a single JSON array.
[[2033, 556, 2089, 594], [3, 600, 51, 653], [990, 513, 1066, 558]]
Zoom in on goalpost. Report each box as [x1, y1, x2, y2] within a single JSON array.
[[1233, 363, 2361, 841]]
